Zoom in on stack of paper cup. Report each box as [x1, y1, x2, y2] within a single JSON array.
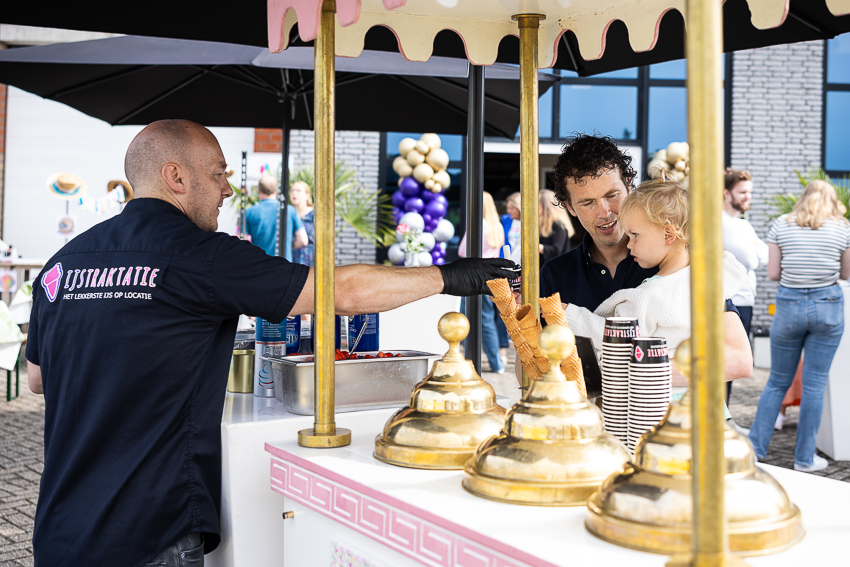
[[627, 337, 672, 453], [602, 317, 640, 446]]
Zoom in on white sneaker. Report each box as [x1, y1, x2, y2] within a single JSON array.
[[774, 413, 785, 431], [794, 455, 829, 473]]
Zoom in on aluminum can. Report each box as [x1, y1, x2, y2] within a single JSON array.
[[348, 313, 379, 352], [254, 317, 287, 397]]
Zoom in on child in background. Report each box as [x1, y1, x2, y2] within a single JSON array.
[[564, 179, 747, 400]]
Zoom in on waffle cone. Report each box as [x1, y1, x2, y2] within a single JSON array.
[[501, 314, 521, 338], [560, 350, 587, 397], [487, 278, 513, 300], [515, 304, 539, 330], [493, 297, 516, 317], [520, 325, 542, 349], [515, 343, 541, 378], [539, 293, 568, 327], [534, 355, 551, 374]]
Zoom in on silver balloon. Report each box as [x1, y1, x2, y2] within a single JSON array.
[[432, 218, 455, 242], [387, 243, 406, 265], [398, 211, 425, 232], [418, 232, 436, 252], [416, 251, 433, 266]]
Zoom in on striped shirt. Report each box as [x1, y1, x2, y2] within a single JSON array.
[[767, 214, 850, 288]]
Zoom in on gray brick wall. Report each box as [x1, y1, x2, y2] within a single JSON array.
[[729, 41, 824, 329], [289, 129, 381, 265]]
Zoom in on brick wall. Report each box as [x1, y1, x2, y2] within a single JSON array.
[[729, 41, 824, 329], [255, 128, 381, 265]]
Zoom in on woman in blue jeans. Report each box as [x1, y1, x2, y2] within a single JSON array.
[[749, 180, 850, 472]]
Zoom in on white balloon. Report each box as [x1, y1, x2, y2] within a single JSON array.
[[432, 169, 451, 189], [387, 243, 406, 265], [398, 137, 417, 157], [420, 133, 441, 150], [406, 150, 425, 167], [392, 156, 407, 174], [398, 212, 425, 232], [397, 162, 413, 178], [418, 232, 436, 252], [414, 141, 430, 156], [432, 218, 455, 242], [413, 163, 434, 183], [416, 251, 433, 266], [425, 148, 450, 171]]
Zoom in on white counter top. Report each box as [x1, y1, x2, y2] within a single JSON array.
[[265, 408, 850, 567]]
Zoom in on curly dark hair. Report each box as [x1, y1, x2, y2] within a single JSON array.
[[551, 133, 636, 208]]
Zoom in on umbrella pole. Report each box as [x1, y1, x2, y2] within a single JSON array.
[[668, 0, 745, 565], [278, 98, 291, 259], [465, 62, 484, 375], [298, 0, 351, 448], [513, 12, 543, 391]]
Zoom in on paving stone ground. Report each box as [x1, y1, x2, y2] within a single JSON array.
[[2, 358, 847, 565]]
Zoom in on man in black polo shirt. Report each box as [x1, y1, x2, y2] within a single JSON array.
[[540, 134, 752, 382], [26, 120, 517, 567]]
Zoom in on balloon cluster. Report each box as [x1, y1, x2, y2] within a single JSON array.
[[648, 142, 690, 188], [388, 134, 455, 266]]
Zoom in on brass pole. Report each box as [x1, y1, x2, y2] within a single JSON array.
[[298, 0, 351, 448], [669, 0, 743, 565], [514, 13, 544, 391]]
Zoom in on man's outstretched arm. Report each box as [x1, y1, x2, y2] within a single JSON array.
[[289, 258, 518, 316]]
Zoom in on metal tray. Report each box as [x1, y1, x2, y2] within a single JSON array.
[[263, 350, 439, 415]]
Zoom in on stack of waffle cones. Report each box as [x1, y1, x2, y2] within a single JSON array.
[[487, 280, 586, 395], [539, 293, 587, 397]]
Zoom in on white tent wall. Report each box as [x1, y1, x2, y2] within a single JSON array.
[[3, 86, 252, 259]]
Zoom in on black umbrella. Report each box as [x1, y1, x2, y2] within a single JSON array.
[[2, 0, 848, 77], [0, 35, 557, 138]]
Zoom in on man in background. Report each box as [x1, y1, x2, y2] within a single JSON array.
[[245, 174, 307, 260], [722, 168, 768, 410]]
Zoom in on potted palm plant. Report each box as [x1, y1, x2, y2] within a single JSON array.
[[766, 168, 850, 220]]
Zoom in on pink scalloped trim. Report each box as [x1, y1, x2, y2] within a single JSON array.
[[266, 443, 557, 567], [268, 0, 408, 53]]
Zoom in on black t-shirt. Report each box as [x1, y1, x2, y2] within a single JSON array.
[[26, 198, 309, 567]]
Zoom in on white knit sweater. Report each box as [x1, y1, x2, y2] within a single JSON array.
[[565, 251, 748, 357]]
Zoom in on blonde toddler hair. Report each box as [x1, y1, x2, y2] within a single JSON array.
[[619, 179, 689, 245]]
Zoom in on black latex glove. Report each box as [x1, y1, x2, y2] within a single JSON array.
[[437, 257, 519, 296]]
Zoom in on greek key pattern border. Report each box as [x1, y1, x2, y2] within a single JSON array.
[[269, 454, 547, 567]]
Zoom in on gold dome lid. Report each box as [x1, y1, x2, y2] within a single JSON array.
[[373, 312, 507, 469], [586, 340, 804, 555], [462, 324, 632, 506]]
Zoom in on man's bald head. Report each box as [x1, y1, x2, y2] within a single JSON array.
[[125, 120, 215, 197]]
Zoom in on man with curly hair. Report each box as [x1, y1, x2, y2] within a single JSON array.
[[540, 133, 753, 383]]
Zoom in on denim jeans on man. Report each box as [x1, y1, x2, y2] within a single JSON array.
[[748, 285, 844, 466], [144, 534, 204, 567]]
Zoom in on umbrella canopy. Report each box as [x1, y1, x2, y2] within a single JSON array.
[[2, 0, 849, 76], [0, 36, 557, 138]]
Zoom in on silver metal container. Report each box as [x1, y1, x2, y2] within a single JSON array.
[[263, 351, 439, 415]]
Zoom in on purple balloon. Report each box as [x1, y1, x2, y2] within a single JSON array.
[[393, 212, 403, 224], [424, 200, 446, 218], [391, 190, 407, 208], [421, 190, 436, 203], [400, 177, 420, 197], [434, 257, 446, 266], [422, 213, 433, 223], [404, 197, 425, 213]]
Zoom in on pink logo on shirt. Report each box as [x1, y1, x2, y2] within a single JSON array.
[[42, 263, 63, 302]]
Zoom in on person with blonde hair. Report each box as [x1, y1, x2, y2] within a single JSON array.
[[565, 179, 747, 400], [748, 179, 850, 472], [459, 192, 507, 373], [501, 192, 521, 261], [538, 189, 575, 264]]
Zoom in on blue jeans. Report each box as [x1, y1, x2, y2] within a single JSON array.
[[496, 314, 510, 349], [749, 285, 844, 466], [144, 533, 204, 567], [460, 296, 505, 373]]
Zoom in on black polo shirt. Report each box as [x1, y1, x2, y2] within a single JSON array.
[[540, 232, 739, 315], [26, 198, 309, 567], [541, 233, 656, 311]]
